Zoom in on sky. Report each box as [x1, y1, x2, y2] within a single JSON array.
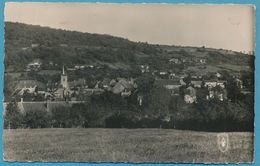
[[4, 2, 255, 53]]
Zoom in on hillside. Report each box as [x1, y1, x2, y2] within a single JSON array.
[[5, 22, 159, 71], [3, 22, 254, 133], [4, 22, 254, 73]]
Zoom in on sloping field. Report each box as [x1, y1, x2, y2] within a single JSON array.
[[185, 63, 251, 75], [3, 128, 253, 163]]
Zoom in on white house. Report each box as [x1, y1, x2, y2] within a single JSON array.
[[184, 86, 197, 104]]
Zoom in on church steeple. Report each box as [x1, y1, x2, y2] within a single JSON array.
[[62, 65, 65, 75], [61, 66, 68, 89]]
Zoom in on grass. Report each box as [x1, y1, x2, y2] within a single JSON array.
[[3, 128, 253, 163], [184, 62, 252, 76], [217, 64, 252, 72]]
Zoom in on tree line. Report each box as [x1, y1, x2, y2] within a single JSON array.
[[4, 84, 254, 132]]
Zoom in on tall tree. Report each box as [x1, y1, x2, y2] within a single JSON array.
[[4, 100, 23, 129]]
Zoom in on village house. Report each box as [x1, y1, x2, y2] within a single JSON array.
[[69, 78, 86, 89], [204, 80, 217, 88], [109, 79, 117, 87], [40, 91, 54, 100], [184, 86, 197, 104], [74, 80, 104, 96], [86, 65, 94, 68], [180, 78, 187, 86], [182, 58, 187, 63], [140, 65, 150, 73], [68, 78, 87, 98], [157, 71, 169, 79], [94, 81, 103, 89], [182, 57, 193, 64], [22, 47, 29, 51], [216, 80, 226, 88], [191, 72, 204, 79], [111, 82, 125, 94], [54, 88, 71, 100], [101, 78, 112, 90], [159, 71, 168, 75], [31, 43, 39, 48], [26, 59, 42, 72], [111, 78, 136, 97], [67, 67, 76, 71], [168, 73, 176, 80], [199, 58, 206, 64], [191, 80, 202, 88], [215, 72, 222, 78], [13, 80, 46, 97], [191, 75, 201, 79], [204, 80, 226, 89], [235, 78, 243, 89], [169, 58, 181, 64], [206, 86, 227, 101], [74, 65, 85, 70], [121, 89, 132, 97], [188, 57, 207, 64], [16, 86, 37, 96]]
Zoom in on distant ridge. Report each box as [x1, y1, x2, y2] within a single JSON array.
[[4, 22, 254, 72]]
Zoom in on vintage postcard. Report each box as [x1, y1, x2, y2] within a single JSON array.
[[3, 2, 255, 163]]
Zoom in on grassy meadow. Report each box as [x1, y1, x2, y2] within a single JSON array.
[[3, 128, 253, 163]]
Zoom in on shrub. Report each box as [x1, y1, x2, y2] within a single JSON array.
[[23, 109, 52, 128]]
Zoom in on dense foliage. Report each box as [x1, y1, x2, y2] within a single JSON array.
[[4, 86, 254, 131]]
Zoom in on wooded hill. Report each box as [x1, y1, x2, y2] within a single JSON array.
[[4, 22, 254, 73]]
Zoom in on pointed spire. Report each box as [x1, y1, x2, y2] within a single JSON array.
[[62, 66, 65, 75]]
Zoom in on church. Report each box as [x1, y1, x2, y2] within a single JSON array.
[[61, 66, 69, 89], [54, 66, 72, 100]]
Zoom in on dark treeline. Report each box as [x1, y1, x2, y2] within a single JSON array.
[[4, 88, 254, 132]]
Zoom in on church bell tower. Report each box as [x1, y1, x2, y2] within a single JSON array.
[[61, 66, 68, 89]]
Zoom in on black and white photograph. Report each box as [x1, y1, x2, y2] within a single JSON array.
[[3, 3, 255, 163]]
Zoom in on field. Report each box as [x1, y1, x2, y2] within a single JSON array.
[[3, 128, 253, 163]]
